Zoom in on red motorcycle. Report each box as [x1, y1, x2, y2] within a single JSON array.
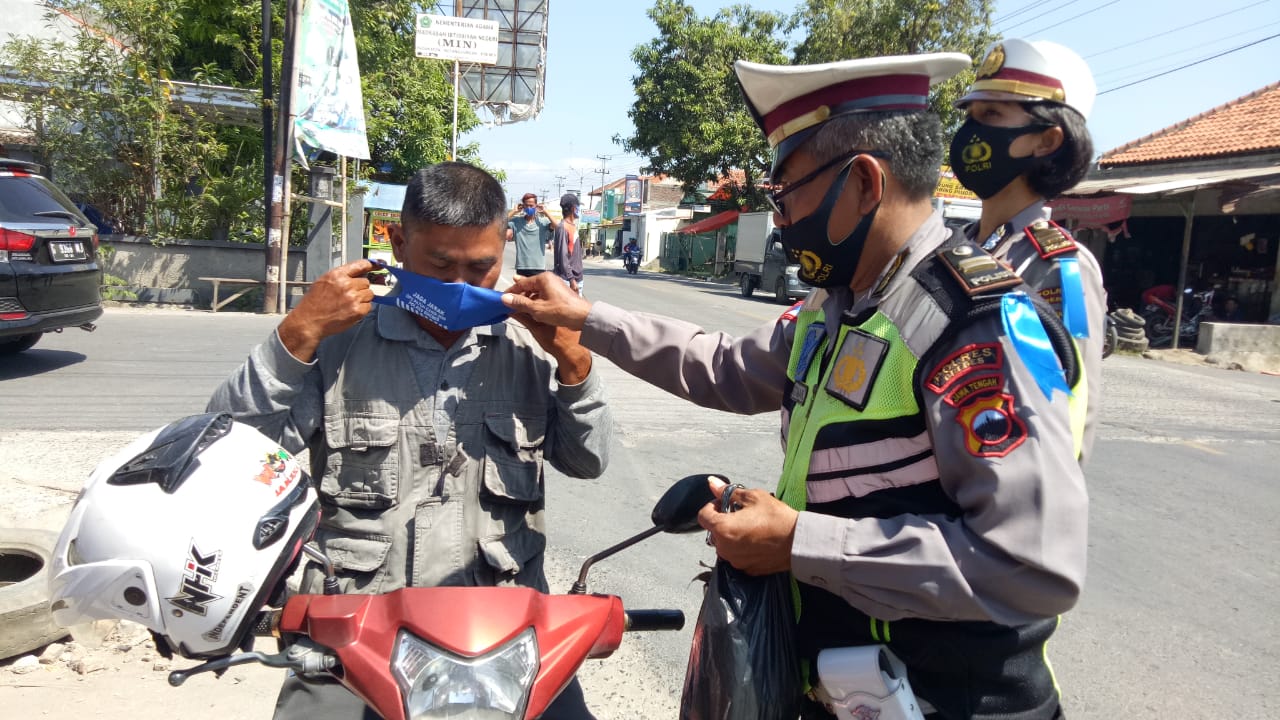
[[163, 475, 711, 720]]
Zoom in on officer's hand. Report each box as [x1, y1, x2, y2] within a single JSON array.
[[501, 273, 592, 331], [698, 476, 798, 575], [278, 259, 375, 363], [502, 273, 593, 384]]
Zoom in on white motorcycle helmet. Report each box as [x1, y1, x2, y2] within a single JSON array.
[[48, 413, 320, 659]]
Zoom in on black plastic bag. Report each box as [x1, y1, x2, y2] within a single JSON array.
[[679, 560, 803, 720]]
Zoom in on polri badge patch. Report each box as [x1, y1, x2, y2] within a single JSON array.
[[955, 390, 1027, 457], [824, 329, 889, 411]]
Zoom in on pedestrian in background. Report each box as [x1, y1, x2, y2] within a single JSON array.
[[505, 192, 557, 277], [552, 193, 584, 295]]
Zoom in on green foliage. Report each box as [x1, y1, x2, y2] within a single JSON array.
[[2, 4, 227, 239], [619, 0, 789, 209], [97, 244, 139, 300], [619, 0, 993, 196], [790, 0, 995, 131], [4, 0, 483, 244]]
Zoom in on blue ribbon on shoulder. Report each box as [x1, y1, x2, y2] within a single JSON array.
[[1057, 257, 1089, 339], [1001, 292, 1071, 400], [371, 261, 510, 332]]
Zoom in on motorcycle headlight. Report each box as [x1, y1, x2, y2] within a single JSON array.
[[392, 628, 539, 720]]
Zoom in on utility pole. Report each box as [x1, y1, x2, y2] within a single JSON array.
[[265, 0, 301, 314], [261, 0, 273, 305], [540, 188, 550, 203], [595, 154, 610, 204], [554, 175, 567, 197]]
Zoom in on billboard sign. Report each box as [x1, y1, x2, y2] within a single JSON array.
[[580, 209, 602, 224], [292, 0, 370, 159], [415, 14, 500, 64], [624, 175, 643, 213]]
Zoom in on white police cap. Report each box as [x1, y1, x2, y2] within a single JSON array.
[[957, 39, 1096, 121], [735, 53, 972, 174]]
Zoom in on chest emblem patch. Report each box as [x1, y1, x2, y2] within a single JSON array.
[[824, 329, 889, 411], [926, 343, 1003, 393]]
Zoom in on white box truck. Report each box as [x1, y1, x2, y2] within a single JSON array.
[[734, 211, 810, 303]]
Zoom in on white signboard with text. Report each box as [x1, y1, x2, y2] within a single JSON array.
[[415, 14, 499, 65]]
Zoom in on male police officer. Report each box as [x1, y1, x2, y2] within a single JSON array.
[[503, 54, 1086, 719], [950, 38, 1107, 462]]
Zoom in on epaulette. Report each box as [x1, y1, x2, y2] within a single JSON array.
[[934, 240, 1022, 297], [1023, 219, 1077, 259], [778, 300, 803, 324]]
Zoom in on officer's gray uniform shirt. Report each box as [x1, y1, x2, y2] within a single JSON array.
[[976, 202, 1107, 464], [208, 304, 611, 595], [581, 212, 1087, 626]]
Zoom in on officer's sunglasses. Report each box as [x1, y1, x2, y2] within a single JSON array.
[[765, 149, 891, 218]]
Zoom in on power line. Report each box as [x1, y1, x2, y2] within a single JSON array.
[[1093, 20, 1280, 80], [1098, 32, 1280, 95], [1020, 0, 1124, 35], [997, 0, 1061, 24], [1084, 1, 1271, 59], [1000, 0, 1090, 30]]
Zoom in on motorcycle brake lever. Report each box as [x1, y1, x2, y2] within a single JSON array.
[[168, 645, 337, 687]]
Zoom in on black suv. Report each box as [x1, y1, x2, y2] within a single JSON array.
[[0, 159, 103, 354]]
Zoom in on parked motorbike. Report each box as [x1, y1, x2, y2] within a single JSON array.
[[1140, 284, 1213, 348], [165, 481, 710, 719], [623, 246, 641, 275]]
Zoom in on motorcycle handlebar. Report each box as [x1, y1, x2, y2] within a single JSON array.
[[624, 609, 685, 632]]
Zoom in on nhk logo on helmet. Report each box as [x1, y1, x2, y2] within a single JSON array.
[[168, 541, 222, 617]]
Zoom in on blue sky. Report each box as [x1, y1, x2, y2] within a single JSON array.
[[456, 0, 1280, 204]]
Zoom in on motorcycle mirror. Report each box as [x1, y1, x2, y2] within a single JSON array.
[[650, 473, 720, 534]]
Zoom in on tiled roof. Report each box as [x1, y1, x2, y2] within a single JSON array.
[[1099, 81, 1280, 167]]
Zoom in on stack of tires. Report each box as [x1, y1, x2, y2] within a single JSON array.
[[1109, 308, 1148, 353]]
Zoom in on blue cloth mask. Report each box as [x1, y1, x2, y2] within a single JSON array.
[[524, 206, 537, 217], [371, 261, 510, 332]]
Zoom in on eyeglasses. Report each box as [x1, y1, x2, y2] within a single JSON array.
[[765, 149, 891, 218]]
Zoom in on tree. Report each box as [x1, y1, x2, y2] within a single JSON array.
[[790, 0, 995, 130], [3, 1, 228, 238], [619, 0, 789, 209]]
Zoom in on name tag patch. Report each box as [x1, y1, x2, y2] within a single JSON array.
[[824, 330, 889, 411]]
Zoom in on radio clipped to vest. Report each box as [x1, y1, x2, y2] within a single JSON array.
[[811, 645, 927, 720]]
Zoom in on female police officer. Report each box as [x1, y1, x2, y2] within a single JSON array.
[[950, 38, 1107, 463]]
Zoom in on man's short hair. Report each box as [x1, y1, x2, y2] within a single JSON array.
[[521, 192, 538, 203], [1023, 103, 1094, 199], [402, 162, 506, 229], [803, 111, 943, 201]]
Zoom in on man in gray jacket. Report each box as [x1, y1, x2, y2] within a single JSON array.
[[503, 55, 1087, 720], [208, 161, 610, 720]]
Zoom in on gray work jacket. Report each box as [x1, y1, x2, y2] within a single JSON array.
[[208, 305, 611, 595]]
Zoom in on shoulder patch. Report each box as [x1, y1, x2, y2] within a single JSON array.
[[935, 242, 1022, 296], [955, 390, 1027, 457], [778, 300, 803, 324], [1023, 219, 1077, 259], [926, 343, 1003, 393], [944, 373, 1005, 407]]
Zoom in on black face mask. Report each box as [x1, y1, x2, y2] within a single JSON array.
[[949, 118, 1050, 199], [779, 160, 880, 289]]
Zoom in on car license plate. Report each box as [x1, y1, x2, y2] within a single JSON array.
[[49, 240, 87, 262]]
